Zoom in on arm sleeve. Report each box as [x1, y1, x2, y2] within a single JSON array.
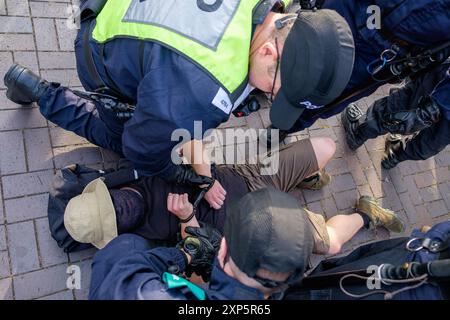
[[431, 67, 450, 120], [121, 66, 228, 181], [90, 245, 188, 300]]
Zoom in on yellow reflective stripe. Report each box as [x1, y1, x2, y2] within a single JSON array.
[[93, 0, 261, 94]]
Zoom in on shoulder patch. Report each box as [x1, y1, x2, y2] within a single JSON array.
[[212, 87, 233, 114]]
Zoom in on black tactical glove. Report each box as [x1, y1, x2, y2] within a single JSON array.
[[168, 164, 214, 187], [384, 96, 441, 135], [177, 222, 223, 282]]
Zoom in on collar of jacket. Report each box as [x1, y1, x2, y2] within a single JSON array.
[[207, 259, 265, 300]]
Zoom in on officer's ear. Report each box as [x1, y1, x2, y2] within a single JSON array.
[[258, 41, 279, 62]]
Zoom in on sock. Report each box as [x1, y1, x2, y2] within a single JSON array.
[[357, 211, 371, 229], [302, 173, 319, 183]]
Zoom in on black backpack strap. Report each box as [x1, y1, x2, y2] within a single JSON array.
[[80, 0, 131, 102], [82, 19, 110, 93], [80, 0, 108, 22]]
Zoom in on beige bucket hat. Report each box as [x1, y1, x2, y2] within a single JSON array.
[[64, 178, 118, 249]]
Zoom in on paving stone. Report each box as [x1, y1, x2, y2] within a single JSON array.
[[53, 145, 103, 169], [322, 197, 339, 218], [0, 224, 6, 250], [427, 200, 449, 219], [0, 89, 21, 110], [0, 0, 5, 15], [69, 247, 97, 263], [4, 193, 48, 223], [0, 130, 27, 175], [387, 168, 408, 194], [33, 18, 59, 51], [330, 173, 355, 192], [40, 68, 81, 87], [357, 184, 374, 199], [0, 278, 13, 300], [438, 182, 450, 211], [380, 189, 403, 213], [414, 204, 433, 227], [400, 193, 418, 224], [38, 290, 74, 300], [333, 142, 346, 158], [374, 227, 390, 241], [0, 108, 47, 131], [8, 221, 40, 274], [435, 167, 450, 184], [13, 51, 39, 72], [30, 1, 70, 18], [326, 158, 349, 175], [2, 170, 54, 199], [13, 263, 69, 299], [35, 217, 68, 267], [414, 171, 436, 189], [24, 128, 54, 171], [349, 229, 374, 248], [0, 34, 35, 51], [306, 201, 322, 214], [302, 187, 331, 204], [0, 251, 10, 278], [345, 155, 367, 186], [419, 185, 442, 203], [6, 0, 30, 16], [55, 18, 78, 51], [403, 175, 424, 206], [0, 183, 4, 225], [0, 16, 32, 33], [0, 52, 13, 90], [435, 152, 450, 167], [38, 51, 76, 69], [333, 189, 358, 211], [50, 127, 87, 147]]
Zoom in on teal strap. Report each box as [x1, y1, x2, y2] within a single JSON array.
[[162, 272, 206, 300]]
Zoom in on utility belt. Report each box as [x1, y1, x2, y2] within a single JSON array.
[[305, 38, 450, 120], [77, 0, 138, 120]]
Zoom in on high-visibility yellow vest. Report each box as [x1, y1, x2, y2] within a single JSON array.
[[93, 0, 292, 105]]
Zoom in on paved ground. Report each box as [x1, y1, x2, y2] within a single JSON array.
[[1, 0, 449, 300]]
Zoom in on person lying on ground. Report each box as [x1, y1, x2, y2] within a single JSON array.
[[87, 188, 405, 300]]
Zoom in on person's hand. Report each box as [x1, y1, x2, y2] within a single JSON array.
[[176, 222, 223, 282], [204, 180, 226, 210], [167, 193, 193, 220]]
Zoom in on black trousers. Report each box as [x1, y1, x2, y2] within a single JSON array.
[[357, 63, 450, 161]]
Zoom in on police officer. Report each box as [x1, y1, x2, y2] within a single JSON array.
[[2, 0, 355, 208], [269, 0, 450, 139], [342, 63, 450, 169]]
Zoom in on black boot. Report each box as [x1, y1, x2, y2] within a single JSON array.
[[4, 64, 49, 105], [382, 134, 406, 169], [341, 103, 366, 150]]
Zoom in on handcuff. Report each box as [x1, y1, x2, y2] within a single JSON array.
[[178, 178, 216, 225]]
